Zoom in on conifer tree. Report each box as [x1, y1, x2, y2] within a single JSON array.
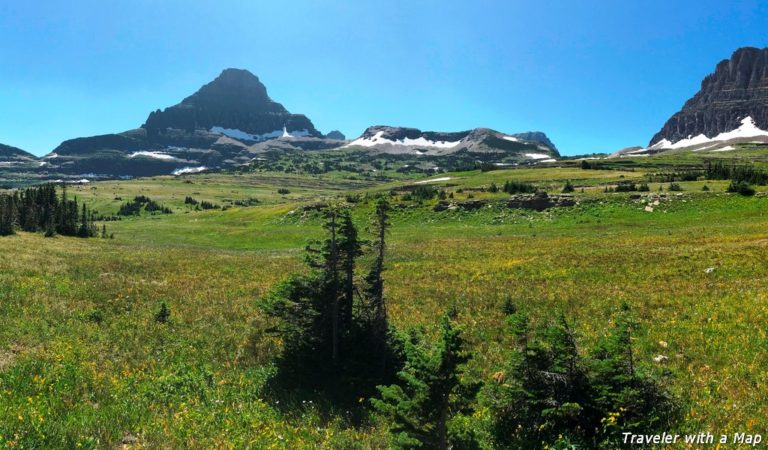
[[372, 312, 479, 450], [259, 203, 400, 404]]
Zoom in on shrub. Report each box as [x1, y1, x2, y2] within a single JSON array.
[[727, 180, 755, 196], [668, 183, 683, 191], [155, 302, 171, 324], [503, 180, 537, 194]]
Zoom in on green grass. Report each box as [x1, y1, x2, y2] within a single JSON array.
[[3, 164, 768, 447]]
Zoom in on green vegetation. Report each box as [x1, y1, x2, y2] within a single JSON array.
[[0, 184, 101, 237], [2, 156, 768, 448]]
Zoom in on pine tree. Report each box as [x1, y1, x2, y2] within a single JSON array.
[[0, 195, 15, 236], [372, 312, 479, 449], [590, 304, 678, 444], [259, 203, 400, 405], [365, 198, 391, 377]]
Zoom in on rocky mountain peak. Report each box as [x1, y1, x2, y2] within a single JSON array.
[[651, 47, 768, 145], [142, 68, 320, 138]]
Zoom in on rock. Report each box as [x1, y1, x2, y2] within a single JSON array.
[[644, 206, 654, 212], [507, 192, 575, 211], [704, 267, 715, 274], [457, 200, 486, 210], [651, 47, 768, 145], [121, 434, 139, 445], [433, 201, 452, 212], [653, 354, 669, 364]]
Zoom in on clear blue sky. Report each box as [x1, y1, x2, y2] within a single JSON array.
[[1, 0, 766, 156]]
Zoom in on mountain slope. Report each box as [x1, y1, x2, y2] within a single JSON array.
[[0, 143, 37, 161]]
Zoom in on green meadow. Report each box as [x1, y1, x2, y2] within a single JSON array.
[[2, 161, 768, 448]]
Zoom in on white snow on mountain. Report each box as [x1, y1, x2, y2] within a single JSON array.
[[128, 151, 178, 161], [345, 131, 461, 149], [650, 117, 768, 150], [210, 126, 309, 142], [502, 136, 519, 142], [172, 166, 207, 175], [525, 153, 552, 160]]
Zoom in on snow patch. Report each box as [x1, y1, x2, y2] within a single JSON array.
[[502, 136, 519, 142], [525, 153, 552, 160], [44, 153, 59, 159], [128, 151, 178, 161], [414, 177, 452, 184], [172, 166, 207, 176], [711, 145, 736, 152]]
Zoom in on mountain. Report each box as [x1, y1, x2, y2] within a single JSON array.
[[650, 47, 768, 148], [345, 126, 559, 162], [43, 69, 330, 176], [0, 143, 36, 161], [143, 69, 321, 140]]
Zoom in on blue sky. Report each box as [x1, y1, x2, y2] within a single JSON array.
[[1, 0, 766, 156]]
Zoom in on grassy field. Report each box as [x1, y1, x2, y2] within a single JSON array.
[[2, 162, 768, 448]]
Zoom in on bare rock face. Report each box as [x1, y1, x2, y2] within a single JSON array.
[[651, 47, 768, 145]]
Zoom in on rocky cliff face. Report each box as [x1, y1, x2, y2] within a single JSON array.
[[651, 47, 768, 145]]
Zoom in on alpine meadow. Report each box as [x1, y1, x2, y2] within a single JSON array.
[[4, 2, 768, 448]]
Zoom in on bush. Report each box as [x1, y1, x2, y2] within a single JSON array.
[[277, 188, 290, 195], [727, 180, 755, 196], [562, 180, 575, 193], [503, 180, 537, 194], [155, 302, 171, 324], [486, 305, 678, 448], [668, 183, 683, 191]]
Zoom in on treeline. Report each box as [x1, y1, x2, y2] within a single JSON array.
[[704, 161, 768, 185], [118, 195, 172, 216], [0, 184, 101, 237], [256, 199, 679, 449]]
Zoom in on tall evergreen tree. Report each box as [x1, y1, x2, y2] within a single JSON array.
[[259, 204, 400, 404]]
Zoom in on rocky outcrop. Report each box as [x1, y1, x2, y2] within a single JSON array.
[[507, 192, 575, 211], [651, 47, 768, 145]]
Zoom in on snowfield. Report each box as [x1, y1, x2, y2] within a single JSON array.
[[172, 166, 207, 175], [414, 177, 452, 184], [525, 153, 552, 160], [128, 151, 178, 161]]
